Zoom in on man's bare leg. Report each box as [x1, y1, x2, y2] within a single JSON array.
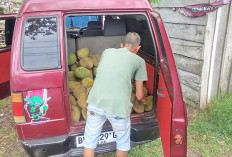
[[83, 147, 94, 157], [116, 150, 128, 157]]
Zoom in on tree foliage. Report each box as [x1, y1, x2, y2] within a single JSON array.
[[148, 0, 161, 5], [25, 17, 57, 40]]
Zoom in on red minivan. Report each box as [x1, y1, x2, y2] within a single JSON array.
[[0, 0, 187, 156]]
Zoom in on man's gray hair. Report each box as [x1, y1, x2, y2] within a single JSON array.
[[124, 32, 141, 46]]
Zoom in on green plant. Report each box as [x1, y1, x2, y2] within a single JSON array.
[[0, 98, 7, 109], [148, 0, 161, 5]]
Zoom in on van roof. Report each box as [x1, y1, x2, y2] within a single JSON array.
[[18, 0, 153, 17]]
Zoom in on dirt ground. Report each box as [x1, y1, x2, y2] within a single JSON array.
[[0, 97, 27, 157]]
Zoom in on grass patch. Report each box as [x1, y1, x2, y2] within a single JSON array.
[[128, 139, 163, 157], [0, 127, 25, 157], [188, 92, 232, 156], [103, 139, 163, 157], [0, 98, 8, 109]]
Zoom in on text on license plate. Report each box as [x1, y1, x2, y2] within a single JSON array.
[[76, 131, 116, 147]]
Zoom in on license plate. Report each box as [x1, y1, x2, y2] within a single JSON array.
[[76, 131, 116, 147]]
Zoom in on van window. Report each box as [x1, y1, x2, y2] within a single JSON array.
[[66, 14, 156, 57], [66, 16, 98, 28], [0, 18, 15, 48], [21, 16, 61, 71]]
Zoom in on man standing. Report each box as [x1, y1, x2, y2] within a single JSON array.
[[83, 32, 148, 157]]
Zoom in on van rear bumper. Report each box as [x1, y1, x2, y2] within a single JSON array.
[[22, 123, 159, 157]]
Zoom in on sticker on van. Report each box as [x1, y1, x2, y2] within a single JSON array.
[[24, 89, 51, 124]]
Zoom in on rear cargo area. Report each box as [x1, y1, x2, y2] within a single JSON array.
[[65, 14, 158, 132]]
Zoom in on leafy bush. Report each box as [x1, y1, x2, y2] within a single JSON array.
[[148, 0, 161, 4]]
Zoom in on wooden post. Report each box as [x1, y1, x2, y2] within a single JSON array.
[[220, 5, 232, 95]]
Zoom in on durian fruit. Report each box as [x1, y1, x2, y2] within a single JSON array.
[[70, 95, 77, 106], [72, 106, 81, 122], [145, 96, 153, 112], [93, 67, 97, 77], [73, 85, 86, 99], [86, 87, 92, 95], [71, 63, 79, 73], [68, 71, 75, 81], [82, 77, 94, 88], [76, 104, 82, 113], [89, 54, 101, 66], [77, 48, 89, 59], [133, 99, 144, 113], [77, 93, 88, 108], [82, 108, 87, 120], [68, 53, 77, 65], [69, 81, 81, 92], [89, 69, 93, 79], [74, 67, 91, 79], [143, 86, 148, 96], [131, 92, 136, 103], [79, 57, 94, 69]]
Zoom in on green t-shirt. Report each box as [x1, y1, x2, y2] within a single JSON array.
[[87, 48, 148, 118]]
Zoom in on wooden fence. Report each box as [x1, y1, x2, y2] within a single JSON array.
[[153, 0, 209, 105], [200, 2, 232, 108], [153, 0, 232, 108]]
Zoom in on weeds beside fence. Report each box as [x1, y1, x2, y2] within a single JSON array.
[[188, 92, 232, 156]]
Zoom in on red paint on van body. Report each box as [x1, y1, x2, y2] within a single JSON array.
[[145, 62, 154, 95], [11, 11, 68, 140], [0, 14, 17, 99], [157, 68, 172, 157], [18, 0, 153, 17], [0, 49, 11, 99], [151, 14, 187, 156], [0, 49, 11, 83]]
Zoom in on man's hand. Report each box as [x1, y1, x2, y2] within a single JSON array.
[[135, 81, 147, 103], [141, 97, 147, 104]]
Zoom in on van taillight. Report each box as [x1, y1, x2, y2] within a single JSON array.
[[11, 92, 26, 123]]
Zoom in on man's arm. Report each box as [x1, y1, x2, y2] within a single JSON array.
[[135, 81, 147, 104]]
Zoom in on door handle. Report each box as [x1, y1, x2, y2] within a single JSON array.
[[157, 87, 166, 98]]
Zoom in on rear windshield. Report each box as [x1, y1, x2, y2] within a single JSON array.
[[66, 14, 156, 57], [21, 16, 61, 71]]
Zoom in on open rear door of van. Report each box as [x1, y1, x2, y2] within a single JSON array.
[[0, 14, 16, 99], [150, 12, 187, 157]]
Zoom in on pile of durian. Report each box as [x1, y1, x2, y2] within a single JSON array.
[[68, 48, 153, 123], [68, 48, 100, 122], [131, 81, 153, 114]]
